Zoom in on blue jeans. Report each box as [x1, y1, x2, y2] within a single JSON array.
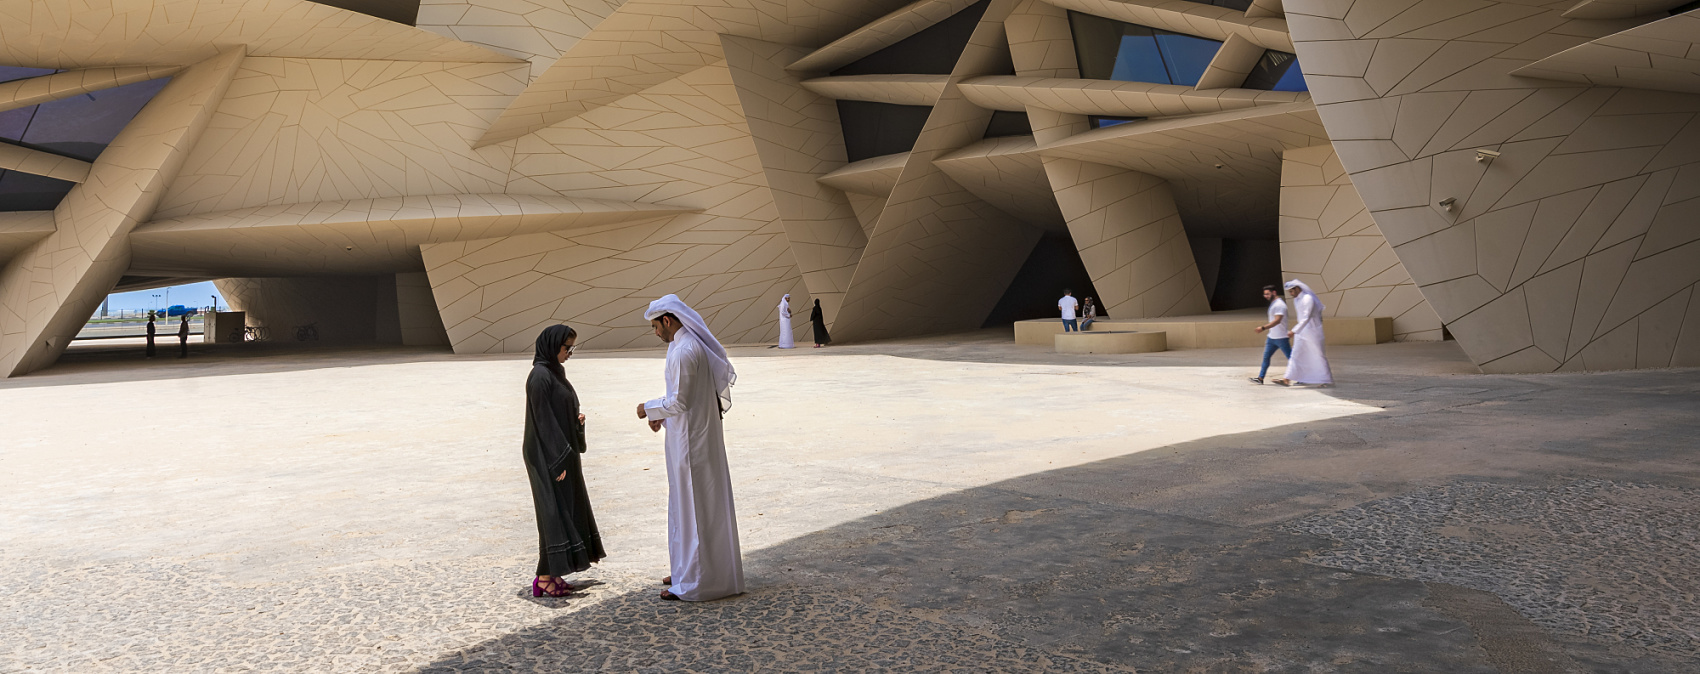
[[1259, 337, 1292, 378], [1062, 318, 1079, 332]]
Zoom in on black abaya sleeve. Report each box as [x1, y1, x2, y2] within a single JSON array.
[[526, 367, 579, 477]]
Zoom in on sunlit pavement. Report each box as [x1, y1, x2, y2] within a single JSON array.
[[3, 333, 1696, 672]]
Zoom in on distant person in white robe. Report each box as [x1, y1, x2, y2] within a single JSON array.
[[1273, 279, 1334, 387], [776, 294, 794, 349], [635, 294, 746, 601]]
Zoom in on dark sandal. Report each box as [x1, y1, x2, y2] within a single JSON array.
[[660, 589, 680, 601], [661, 575, 672, 585]]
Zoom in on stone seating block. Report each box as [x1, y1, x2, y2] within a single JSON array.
[[1054, 330, 1167, 354]]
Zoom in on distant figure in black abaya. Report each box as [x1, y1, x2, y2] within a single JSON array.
[[145, 312, 156, 359], [178, 314, 190, 358], [523, 325, 605, 597], [810, 299, 831, 348]]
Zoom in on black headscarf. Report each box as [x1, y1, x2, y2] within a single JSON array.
[[533, 324, 577, 382]]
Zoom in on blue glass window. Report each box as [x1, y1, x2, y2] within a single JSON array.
[[1069, 12, 1223, 87], [0, 77, 171, 162], [1089, 116, 1144, 129], [1241, 50, 1307, 92], [0, 169, 76, 212]]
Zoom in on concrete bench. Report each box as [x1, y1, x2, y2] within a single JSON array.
[[1054, 330, 1167, 354], [1015, 314, 1393, 349]]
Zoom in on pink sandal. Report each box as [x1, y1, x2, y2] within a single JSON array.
[[531, 576, 573, 597]]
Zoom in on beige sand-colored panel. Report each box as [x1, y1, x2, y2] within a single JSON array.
[[416, 0, 626, 79], [788, 0, 986, 73], [1042, 158, 1211, 319], [130, 194, 696, 277], [816, 152, 911, 196], [800, 74, 950, 106], [473, 0, 911, 146], [723, 35, 869, 326], [430, 61, 813, 353], [0, 0, 516, 67], [0, 143, 91, 183], [0, 66, 183, 115], [1046, 0, 1294, 52], [155, 57, 529, 219], [1288, 0, 1700, 372], [934, 135, 1068, 231], [1280, 144, 1440, 341], [0, 49, 246, 377], [832, 0, 1044, 342], [957, 75, 1308, 116]]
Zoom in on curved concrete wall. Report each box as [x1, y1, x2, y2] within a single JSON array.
[[1288, 0, 1700, 372]]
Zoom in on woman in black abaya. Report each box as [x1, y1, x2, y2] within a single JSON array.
[[523, 325, 604, 597], [810, 299, 831, 348]]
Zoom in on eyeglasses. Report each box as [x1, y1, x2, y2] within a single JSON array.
[[565, 344, 577, 354]]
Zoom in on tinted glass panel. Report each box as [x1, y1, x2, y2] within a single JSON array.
[[1154, 32, 1221, 86], [1109, 31, 1169, 83], [1088, 115, 1144, 129], [1242, 50, 1307, 92], [982, 110, 1032, 138], [1187, 0, 1253, 10], [0, 77, 171, 162], [308, 0, 420, 25], [1069, 11, 1221, 86], [0, 66, 55, 84], [0, 169, 76, 212], [832, 0, 989, 76], [837, 101, 933, 162]]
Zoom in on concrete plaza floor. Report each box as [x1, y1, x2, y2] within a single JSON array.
[[2, 332, 1698, 672]]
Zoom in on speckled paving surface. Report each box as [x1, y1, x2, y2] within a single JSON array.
[[1283, 479, 1700, 660], [3, 336, 1699, 672]]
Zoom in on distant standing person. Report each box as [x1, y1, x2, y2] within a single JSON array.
[[523, 325, 604, 598], [1248, 285, 1290, 385], [1058, 289, 1079, 332], [776, 294, 794, 349], [810, 299, 831, 348], [1080, 297, 1097, 330], [145, 312, 156, 359], [178, 314, 190, 358], [1272, 280, 1334, 387]]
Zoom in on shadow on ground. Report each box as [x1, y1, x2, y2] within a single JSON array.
[[420, 366, 1700, 673]]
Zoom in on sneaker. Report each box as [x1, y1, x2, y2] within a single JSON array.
[[1248, 377, 1263, 384]]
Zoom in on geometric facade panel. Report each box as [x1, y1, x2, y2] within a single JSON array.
[[4, 0, 1700, 375], [1287, 0, 1700, 372], [1281, 144, 1442, 341]]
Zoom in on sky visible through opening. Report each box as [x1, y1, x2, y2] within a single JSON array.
[[100, 281, 226, 315]]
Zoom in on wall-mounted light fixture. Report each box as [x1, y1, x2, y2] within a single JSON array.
[[1475, 148, 1500, 164], [1438, 197, 1457, 211]]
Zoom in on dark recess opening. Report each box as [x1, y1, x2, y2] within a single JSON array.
[[982, 110, 1032, 138], [838, 101, 933, 162], [1200, 238, 1282, 311], [831, 0, 990, 76], [308, 0, 420, 25], [983, 234, 1103, 327]]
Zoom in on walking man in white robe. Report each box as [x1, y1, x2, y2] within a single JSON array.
[[776, 294, 794, 349], [1273, 280, 1334, 387], [636, 294, 746, 601]]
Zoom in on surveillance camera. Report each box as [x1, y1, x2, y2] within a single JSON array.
[[345, 245, 354, 251], [1438, 197, 1457, 211], [1474, 149, 1500, 163]]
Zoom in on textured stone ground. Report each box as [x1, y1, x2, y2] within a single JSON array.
[[3, 334, 1698, 672]]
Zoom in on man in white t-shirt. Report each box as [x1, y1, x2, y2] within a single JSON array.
[[1058, 289, 1080, 332], [1250, 284, 1291, 384]]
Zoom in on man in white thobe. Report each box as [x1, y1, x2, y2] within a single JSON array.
[[636, 294, 746, 601], [1274, 280, 1334, 387], [776, 294, 794, 349]]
